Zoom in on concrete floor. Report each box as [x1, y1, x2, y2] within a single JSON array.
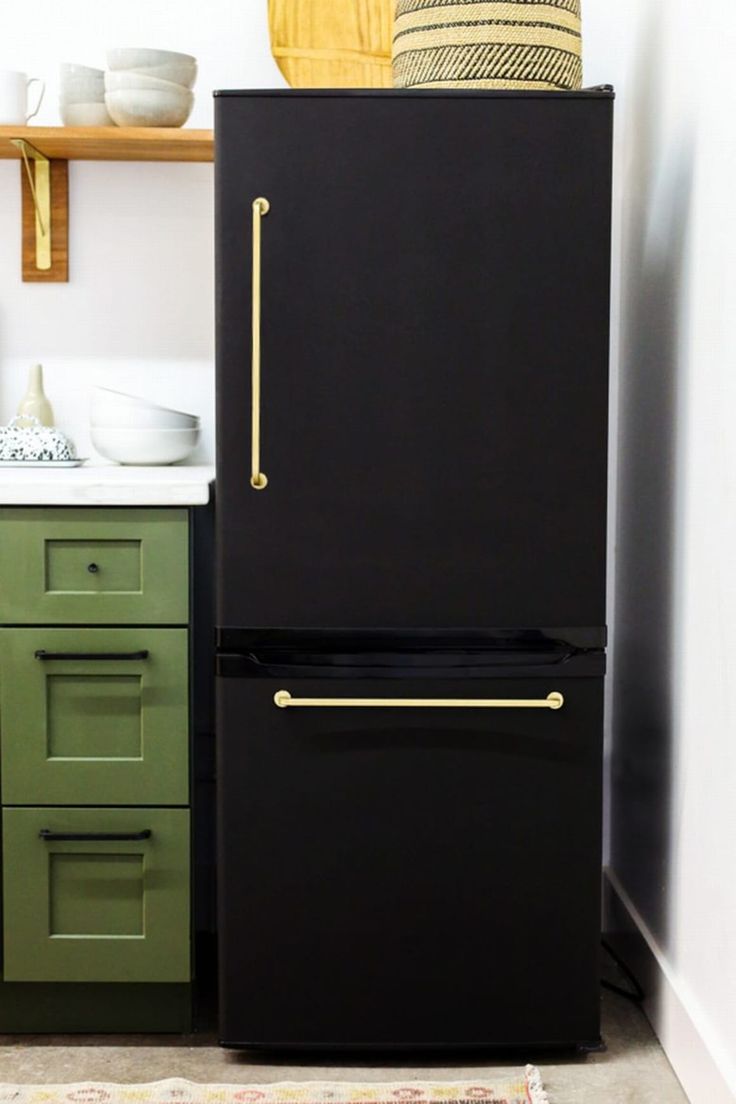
[[0, 992, 687, 1103]]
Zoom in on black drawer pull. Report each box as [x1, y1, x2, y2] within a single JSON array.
[[34, 649, 150, 662], [39, 829, 153, 842], [87, 562, 99, 573]]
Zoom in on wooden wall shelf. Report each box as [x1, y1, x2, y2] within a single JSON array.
[[0, 126, 213, 162], [0, 127, 214, 281]]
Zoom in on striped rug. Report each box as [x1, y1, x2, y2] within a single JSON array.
[[0, 1074, 549, 1104], [392, 0, 582, 91]]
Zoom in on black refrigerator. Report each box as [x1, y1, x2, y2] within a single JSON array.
[[215, 88, 613, 1050]]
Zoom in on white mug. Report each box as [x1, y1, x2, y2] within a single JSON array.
[[0, 70, 45, 125]]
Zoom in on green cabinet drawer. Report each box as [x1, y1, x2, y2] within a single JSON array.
[[0, 628, 189, 806], [2, 807, 190, 982], [0, 508, 188, 625]]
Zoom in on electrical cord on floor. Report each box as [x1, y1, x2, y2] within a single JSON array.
[[601, 938, 645, 1004]]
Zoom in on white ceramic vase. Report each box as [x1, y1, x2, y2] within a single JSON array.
[[17, 364, 54, 427]]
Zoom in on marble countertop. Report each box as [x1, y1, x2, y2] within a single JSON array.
[[0, 464, 215, 506]]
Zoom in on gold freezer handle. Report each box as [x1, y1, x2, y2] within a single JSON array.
[[274, 691, 564, 710], [250, 197, 270, 490]]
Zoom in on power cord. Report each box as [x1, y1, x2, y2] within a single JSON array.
[[601, 938, 645, 1004]]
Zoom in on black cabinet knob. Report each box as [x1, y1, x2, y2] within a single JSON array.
[[87, 563, 99, 574]]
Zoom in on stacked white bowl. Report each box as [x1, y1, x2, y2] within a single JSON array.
[[60, 64, 113, 126], [105, 49, 197, 127], [91, 388, 200, 465]]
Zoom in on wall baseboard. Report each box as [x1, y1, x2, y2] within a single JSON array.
[[604, 868, 736, 1104]]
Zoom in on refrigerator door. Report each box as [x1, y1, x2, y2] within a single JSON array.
[[215, 91, 613, 631], [217, 664, 603, 1048]]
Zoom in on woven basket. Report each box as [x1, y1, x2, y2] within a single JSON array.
[[392, 0, 583, 91]]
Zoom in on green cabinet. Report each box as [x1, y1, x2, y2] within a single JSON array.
[[0, 506, 195, 1021], [2, 807, 190, 982], [0, 508, 188, 625], [0, 628, 189, 806]]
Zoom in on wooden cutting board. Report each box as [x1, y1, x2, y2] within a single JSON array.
[[268, 0, 394, 88]]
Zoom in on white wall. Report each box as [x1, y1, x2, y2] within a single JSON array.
[[598, 0, 736, 1100], [0, 0, 286, 463]]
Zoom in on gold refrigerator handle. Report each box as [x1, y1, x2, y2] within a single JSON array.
[[274, 691, 564, 710], [250, 197, 270, 490]]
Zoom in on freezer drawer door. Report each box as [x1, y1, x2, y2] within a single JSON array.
[[217, 673, 603, 1048], [215, 92, 612, 630]]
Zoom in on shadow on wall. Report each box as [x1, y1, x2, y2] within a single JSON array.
[[609, 5, 694, 953]]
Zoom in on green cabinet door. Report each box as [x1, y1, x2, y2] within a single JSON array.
[[3, 807, 190, 982], [0, 628, 189, 806], [0, 508, 188, 625]]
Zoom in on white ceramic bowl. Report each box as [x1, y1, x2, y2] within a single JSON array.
[[104, 70, 190, 95], [107, 48, 196, 73], [60, 65, 105, 103], [60, 78, 106, 102], [92, 426, 200, 465], [61, 102, 114, 126], [91, 410, 200, 430], [60, 87, 106, 106], [60, 63, 106, 81], [128, 60, 197, 89], [94, 386, 191, 409], [92, 387, 199, 429], [105, 88, 193, 127], [91, 405, 200, 430]]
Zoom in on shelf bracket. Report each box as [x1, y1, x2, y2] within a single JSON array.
[[12, 139, 50, 267], [10, 137, 68, 282]]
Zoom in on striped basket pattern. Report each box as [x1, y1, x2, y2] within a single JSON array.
[[392, 0, 582, 91]]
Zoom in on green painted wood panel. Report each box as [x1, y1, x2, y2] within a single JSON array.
[[0, 508, 188, 624], [2, 807, 191, 982], [0, 981, 192, 1033], [0, 628, 189, 806]]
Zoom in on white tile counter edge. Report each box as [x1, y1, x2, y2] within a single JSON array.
[[0, 465, 215, 506]]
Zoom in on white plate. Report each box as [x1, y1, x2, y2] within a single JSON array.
[[0, 459, 87, 468]]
